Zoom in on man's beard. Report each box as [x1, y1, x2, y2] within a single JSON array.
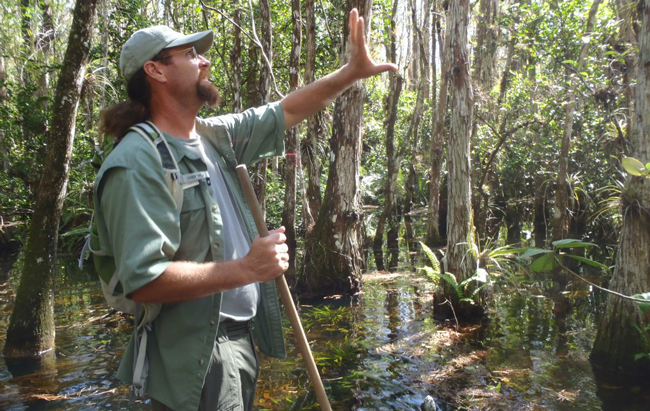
[[197, 79, 221, 108]]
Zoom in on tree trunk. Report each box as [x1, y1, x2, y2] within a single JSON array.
[[437, 0, 479, 319], [301, 0, 321, 233], [299, 0, 373, 297], [36, 0, 54, 102], [0, 53, 8, 173], [591, 0, 650, 377], [252, 0, 273, 212], [616, 0, 638, 155], [401, 165, 418, 267], [473, 0, 499, 93], [3, 0, 98, 360], [426, 0, 450, 247], [20, 0, 33, 87], [372, 73, 402, 272], [282, 0, 302, 285], [552, 0, 602, 241], [231, 0, 243, 113], [373, 0, 401, 272]]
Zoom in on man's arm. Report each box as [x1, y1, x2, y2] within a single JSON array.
[[131, 228, 289, 304], [281, 8, 397, 130]]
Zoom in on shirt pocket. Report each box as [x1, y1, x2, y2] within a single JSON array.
[[176, 184, 210, 261]]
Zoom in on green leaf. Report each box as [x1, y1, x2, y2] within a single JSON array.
[[441, 272, 458, 287], [622, 157, 648, 176], [520, 248, 554, 258], [563, 254, 608, 270], [490, 247, 527, 257], [632, 293, 650, 314], [634, 353, 649, 361], [551, 239, 597, 249], [530, 253, 557, 273], [419, 242, 441, 275], [60, 226, 90, 237]]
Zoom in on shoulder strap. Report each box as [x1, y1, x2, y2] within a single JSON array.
[[129, 122, 179, 174], [129, 122, 210, 190]]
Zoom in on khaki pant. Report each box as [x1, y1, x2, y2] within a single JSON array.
[[152, 321, 258, 411]]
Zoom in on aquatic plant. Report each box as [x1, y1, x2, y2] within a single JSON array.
[[418, 242, 489, 304]]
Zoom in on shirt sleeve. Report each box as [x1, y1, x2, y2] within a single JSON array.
[[97, 164, 180, 297], [202, 102, 286, 166]]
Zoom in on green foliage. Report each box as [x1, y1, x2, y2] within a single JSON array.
[[622, 157, 650, 178], [519, 239, 608, 274], [418, 242, 490, 304]]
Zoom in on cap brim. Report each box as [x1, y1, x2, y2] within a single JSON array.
[[166, 30, 214, 55]]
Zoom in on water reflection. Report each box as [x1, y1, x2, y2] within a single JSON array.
[[0, 260, 649, 410]]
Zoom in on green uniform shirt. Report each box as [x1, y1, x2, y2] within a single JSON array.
[[93, 102, 287, 411]]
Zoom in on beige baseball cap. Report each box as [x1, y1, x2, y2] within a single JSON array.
[[119, 25, 214, 80]]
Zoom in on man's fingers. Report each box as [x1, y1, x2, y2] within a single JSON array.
[[357, 16, 365, 46], [267, 226, 286, 236], [374, 62, 399, 74], [349, 8, 358, 45]]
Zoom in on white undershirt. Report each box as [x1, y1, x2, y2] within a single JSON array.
[[176, 135, 260, 323]]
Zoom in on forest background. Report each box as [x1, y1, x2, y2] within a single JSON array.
[[0, 0, 649, 401]]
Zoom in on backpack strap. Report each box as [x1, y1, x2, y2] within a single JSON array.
[[130, 122, 211, 190]]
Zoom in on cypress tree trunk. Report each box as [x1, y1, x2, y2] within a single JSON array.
[[3, 0, 98, 359], [591, 0, 650, 377], [231, 0, 243, 113], [252, 0, 273, 212], [301, 0, 321, 232], [436, 0, 480, 319], [372, 73, 402, 272], [299, 0, 373, 297], [0, 54, 7, 173], [373, 0, 401, 272], [426, 0, 450, 247], [282, 0, 302, 285], [473, 0, 499, 93]]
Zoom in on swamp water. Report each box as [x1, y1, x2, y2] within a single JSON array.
[[1, 258, 649, 410]]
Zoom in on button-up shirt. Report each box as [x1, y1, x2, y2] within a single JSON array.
[[93, 102, 287, 411]]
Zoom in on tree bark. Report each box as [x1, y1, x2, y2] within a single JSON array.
[[36, 0, 54, 101], [252, 0, 273, 213], [591, 0, 650, 377], [473, 0, 499, 93], [373, 0, 401, 272], [231, 0, 243, 113], [0, 53, 7, 173], [299, 0, 373, 297], [282, 0, 302, 285], [426, 0, 450, 247], [437, 0, 479, 319], [372, 73, 402, 272], [301, 0, 321, 233], [3, 0, 98, 359]]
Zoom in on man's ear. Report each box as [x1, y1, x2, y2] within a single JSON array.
[[143, 61, 167, 84]]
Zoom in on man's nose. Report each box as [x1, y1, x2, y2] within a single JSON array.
[[199, 55, 210, 68]]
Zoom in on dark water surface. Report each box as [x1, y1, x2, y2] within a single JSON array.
[[1, 257, 649, 410]]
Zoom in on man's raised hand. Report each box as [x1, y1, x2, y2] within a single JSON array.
[[345, 8, 398, 81]]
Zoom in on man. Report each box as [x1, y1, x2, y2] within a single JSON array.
[[96, 9, 396, 411]]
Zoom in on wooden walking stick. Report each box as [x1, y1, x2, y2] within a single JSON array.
[[236, 164, 333, 411]]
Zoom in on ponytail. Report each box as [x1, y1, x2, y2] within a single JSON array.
[[99, 68, 152, 142]]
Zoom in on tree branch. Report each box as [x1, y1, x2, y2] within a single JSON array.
[[199, 0, 285, 99]]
